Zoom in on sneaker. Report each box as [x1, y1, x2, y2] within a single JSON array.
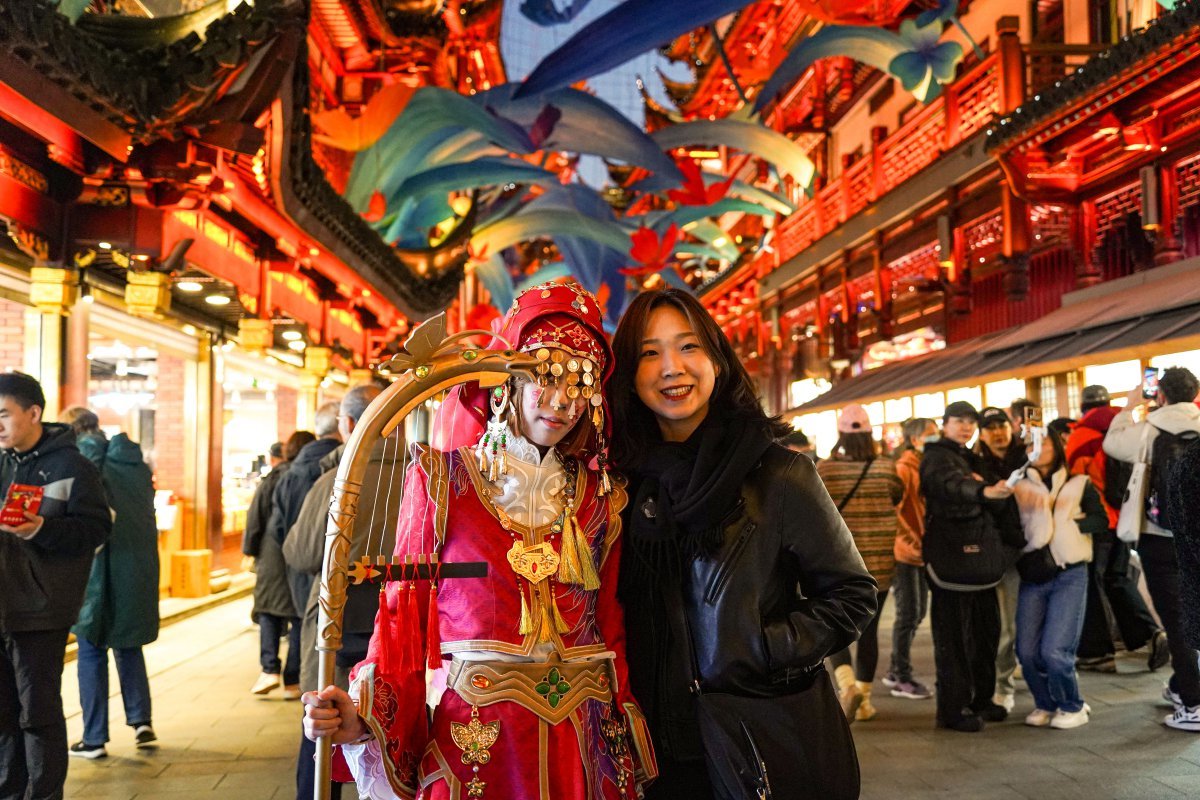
[[993, 692, 1015, 712], [1148, 631, 1170, 672], [69, 741, 107, 759], [890, 679, 932, 700], [1024, 708, 1054, 727], [1165, 704, 1200, 732], [1050, 706, 1090, 730], [1163, 684, 1182, 708], [937, 715, 984, 733], [282, 684, 302, 701], [134, 725, 158, 749], [1076, 655, 1117, 673], [881, 672, 900, 689], [975, 702, 1009, 722], [251, 672, 281, 695]]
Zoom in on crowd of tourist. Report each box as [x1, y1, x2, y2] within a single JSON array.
[[812, 369, 1200, 735]]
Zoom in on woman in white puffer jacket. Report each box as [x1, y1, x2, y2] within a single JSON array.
[[1013, 428, 1109, 730]]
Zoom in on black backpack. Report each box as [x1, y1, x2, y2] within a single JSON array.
[[1104, 454, 1133, 512], [1148, 427, 1200, 532]]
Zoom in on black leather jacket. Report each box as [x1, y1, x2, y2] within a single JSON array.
[[624, 443, 878, 759]]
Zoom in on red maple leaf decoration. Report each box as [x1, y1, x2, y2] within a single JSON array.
[[620, 223, 681, 277], [666, 159, 734, 206]]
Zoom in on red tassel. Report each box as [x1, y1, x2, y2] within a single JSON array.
[[402, 582, 419, 672], [376, 583, 391, 677], [426, 559, 442, 670]]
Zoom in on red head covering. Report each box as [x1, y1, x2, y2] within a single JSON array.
[[431, 281, 612, 455]]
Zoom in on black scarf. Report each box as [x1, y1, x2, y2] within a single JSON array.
[[626, 413, 773, 580]]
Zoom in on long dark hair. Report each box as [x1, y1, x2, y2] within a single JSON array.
[[1033, 428, 1067, 479], [610, 288, 787, 468], [832, 432, 877, 461]]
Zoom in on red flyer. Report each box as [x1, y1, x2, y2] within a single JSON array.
[[1, 484, 43, 526]]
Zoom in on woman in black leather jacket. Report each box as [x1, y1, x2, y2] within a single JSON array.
[[611, 289, 878, 799]]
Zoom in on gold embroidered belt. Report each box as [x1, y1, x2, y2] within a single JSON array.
[[446, 658, 614, 725]]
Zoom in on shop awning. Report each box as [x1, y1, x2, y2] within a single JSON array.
[[792, 258, 1200, 413]]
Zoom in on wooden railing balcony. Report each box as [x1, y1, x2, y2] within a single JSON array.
[[775, 51, 1001, 264]]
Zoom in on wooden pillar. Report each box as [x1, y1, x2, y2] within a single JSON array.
[[1076, 201, 1104, 288], [872, 230, 894, 340], [203, 340, 224, 558], [61, 297, 90, 410], [996, 16, 1025, 115]]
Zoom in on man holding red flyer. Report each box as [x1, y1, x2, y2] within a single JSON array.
[[0, 371, 110, 800]]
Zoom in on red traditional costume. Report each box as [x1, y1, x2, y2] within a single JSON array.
[[340, 283, 656, 800]]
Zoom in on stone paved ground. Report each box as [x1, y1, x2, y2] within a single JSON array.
[[60, 594, 1200, 799]]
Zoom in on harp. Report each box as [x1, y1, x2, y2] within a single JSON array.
[[313, 313, 538, 799]]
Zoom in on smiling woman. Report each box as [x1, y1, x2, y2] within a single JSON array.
[[610, 289, 877, 800]]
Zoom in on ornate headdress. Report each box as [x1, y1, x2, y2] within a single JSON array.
[[432, 281, 613, 490]]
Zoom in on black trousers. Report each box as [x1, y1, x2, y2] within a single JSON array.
[[929, 584, 1000, 724], [0, 628, 70, 800], [829, 588, 890, 683], [296, 632, 371, 800], [1138, 535, 1200, 707], [1078, 530, 1160, 658]]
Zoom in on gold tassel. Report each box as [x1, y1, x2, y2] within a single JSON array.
[[572, 512, 601, 591], [551, 594, 571, 634], [538, 603, 555, 642], [557, 510, 583, 585], [518, 589, 533, 636]]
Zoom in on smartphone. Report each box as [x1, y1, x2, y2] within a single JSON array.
[[1143, 367, 1160, 400]]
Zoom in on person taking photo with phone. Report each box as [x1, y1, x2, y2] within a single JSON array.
[[1103, 367, 1200, 731]]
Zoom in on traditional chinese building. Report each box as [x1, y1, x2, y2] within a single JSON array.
[[683, 0, 1200, 454], [0, 0, 503, 587]]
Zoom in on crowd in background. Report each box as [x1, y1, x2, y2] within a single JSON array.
[[810, 368, 1200, 733]]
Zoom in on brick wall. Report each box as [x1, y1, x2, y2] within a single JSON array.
[[0, 297, 27, 372], [276, 385, 297, 440]]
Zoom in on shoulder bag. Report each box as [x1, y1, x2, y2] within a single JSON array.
[[1116, 425, 1152, 544], [837, 458, 875, 513], [669, 578, 860, 800]]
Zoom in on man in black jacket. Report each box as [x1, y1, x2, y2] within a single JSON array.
[[268, 401, 342, 666], [920, 401, 1014, 732], [0, 372, 111, 799], [975, 406, 1027, 712]]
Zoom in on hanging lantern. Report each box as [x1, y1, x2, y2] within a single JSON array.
[[124, 271, 172, 318], [239, 318, 273, 353], [305, 346, 332, 378], [29, 267, 78, 314]]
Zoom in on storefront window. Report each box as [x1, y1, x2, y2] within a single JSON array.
[[984, 379, 1025, 410], [796, 410, 839, 458], [884, 397, 914, 423], [1150, 349, 1200, 376], [1083, 360, 1141, 395], [914, 392, 945, 420], [946, 386, 983, 410]]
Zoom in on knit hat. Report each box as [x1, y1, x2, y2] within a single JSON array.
[[838, 403, 872, 433], [943, 401, 979, 423], [1081, 385, 1111, 407]]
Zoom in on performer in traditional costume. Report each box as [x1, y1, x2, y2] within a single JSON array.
[[303, 282, 656, 800]]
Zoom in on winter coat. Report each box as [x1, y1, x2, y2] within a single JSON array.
[[282, 439, 403, 692], [1065, 405, 1122, 528], [0, 423, 111, 633], [248, 462, 295, 620], [1103, 401, 1200, 536], [71, 433, 160, 649], [1012, 468, 1106, 568], [894, 448, 926, 567], [269, 436, 342, 615], [817, 455, 902, 589], [919, 437, 1018, 591], [1166, 438, 1200, 649]]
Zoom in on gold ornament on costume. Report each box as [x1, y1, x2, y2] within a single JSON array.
[[506, 541, 559, 585], [451, 706, 500, 766]]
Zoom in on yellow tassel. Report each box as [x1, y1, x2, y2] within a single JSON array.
[[538, 603, 555, 642], [518, 589, 533, 636], [551, 593, 571, 634], [572, 513, 601, 591], [557, 511, 583, 585]]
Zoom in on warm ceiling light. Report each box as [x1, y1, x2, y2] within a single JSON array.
[[1093, 112, 1122, 137], [282, 330, 303, 341], [98, 242, 112, 250], [177, 281, 204, 292], [288, 340, 306, 351], [205, 294, 231, 306], [687, 150, 720, 159]]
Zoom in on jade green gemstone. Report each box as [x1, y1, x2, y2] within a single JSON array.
[[463, 350, 477, 361], [548, 693, 561, 708]]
